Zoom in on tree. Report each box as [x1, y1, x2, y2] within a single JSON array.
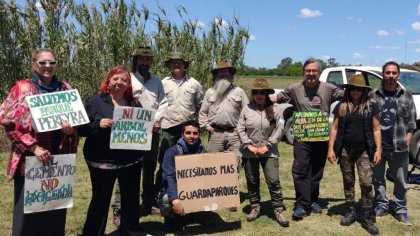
[[277, 57, 293, 70], [327, 57, 339, 67]]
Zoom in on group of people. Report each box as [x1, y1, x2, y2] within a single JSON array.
[[0, 47, 416, 236]]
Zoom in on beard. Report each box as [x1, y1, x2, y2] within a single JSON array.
[[213, 78, 233, 102], [136, 64, 150, 78]]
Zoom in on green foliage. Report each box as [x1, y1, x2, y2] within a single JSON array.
[[0, 0, 249, 101]]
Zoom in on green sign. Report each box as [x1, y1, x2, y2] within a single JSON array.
[[292, 111, 329, 142]]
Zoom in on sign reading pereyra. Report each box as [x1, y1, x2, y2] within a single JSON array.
[[24, 154, 76, 214], [110, 106, 155, 150], [176, 152, 240, 213], [25, 89, 89, 132]]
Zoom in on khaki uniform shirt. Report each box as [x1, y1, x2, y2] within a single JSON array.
[[238, 103, 284, 158], [160, 75, 204, 129], [131, 72, 167, 123], [199, 86, 249, 131]]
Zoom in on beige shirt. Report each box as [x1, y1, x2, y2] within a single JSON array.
[[160, 75, 204, 129], [131, 72, 167, 123], [199, 86, 249, 131], [237, 103, 284, 158]]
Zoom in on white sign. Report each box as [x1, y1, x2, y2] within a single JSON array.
[[24, 154, 76, 214], [110, 106, 155, 150], [25, 89, 89, 132]]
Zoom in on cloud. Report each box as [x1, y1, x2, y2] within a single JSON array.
[[249, 35, 257, 41], [395, 30, 405, 35], [35, 1, 42, 8], [408, 39, 420, 44], [369, 45, 400, 50], [418, 4, 420, 15], [346, 16, 362, 22], [353, 53, 363, 59], [322, 55, 331, 60], [195, 21, 205, 29], [412, 22, 420, 32], [215, 18, 229, 29], [370, 45, 384, 50], [298, 8, 322, 18], [416, 48, 420, 53], [377, 30, 389, 37]]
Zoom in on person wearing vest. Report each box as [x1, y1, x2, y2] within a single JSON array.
[[160, 120, 206, 233], [328, 74, 381, 235]]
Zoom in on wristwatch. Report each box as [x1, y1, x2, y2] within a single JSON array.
[[266, 143, 272, 150]]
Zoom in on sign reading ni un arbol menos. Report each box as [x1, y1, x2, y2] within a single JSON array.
[[25, 89, 89, 132], [24, 154, 76, 214], [292, 111, 330, 142], [110, 106, 155, 150]]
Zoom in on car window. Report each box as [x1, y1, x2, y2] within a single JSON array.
[[367, 73, 382, 89], [326, 71, 344, 88], [399, 72, 420, 95]]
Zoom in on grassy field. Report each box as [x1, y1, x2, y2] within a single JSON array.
[[0, 76, 419, 235]]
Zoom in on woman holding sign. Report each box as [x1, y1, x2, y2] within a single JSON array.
[[0, 48, 78, 236], [79, 66, 144, 236], [237, 78, 289, 227], [327, 74, 381, 235]]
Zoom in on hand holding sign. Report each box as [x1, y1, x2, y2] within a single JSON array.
[[32, 145, 52, 165], [61, 121, 74, 135], [100, 118, 114, 128]]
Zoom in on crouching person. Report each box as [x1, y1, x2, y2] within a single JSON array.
[[160, 120, 206, 233]]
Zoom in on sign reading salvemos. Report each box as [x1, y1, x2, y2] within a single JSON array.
[[24, 154, 76, 214], [110, 106, 155, 150], [175, 151, 240, 213], [25, 89, 89, 132], [293, 111, 330, 142]]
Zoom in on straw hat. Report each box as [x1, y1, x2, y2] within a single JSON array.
[[164, 52, 189, 69], [211, 60, 237, 75], [249, 78, 275, 94], [344, 74, 371, 89]]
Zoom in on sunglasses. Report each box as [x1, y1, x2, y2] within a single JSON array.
[[36, 60, 57, 66], [252, 90, 267, 95], [184, 131, 199, 135], [348, 87, 363, 92], [384, 71, 398, 75], [304, 69, 319, 74]]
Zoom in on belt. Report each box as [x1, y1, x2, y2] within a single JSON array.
[[211, 125, 235, 133]]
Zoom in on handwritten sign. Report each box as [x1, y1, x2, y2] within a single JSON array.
[[25, 89, 89, 132], [24, 154, 76, 214], [293, 111, 330, 142], [175, 151, 240, 213], [110, 106, 155, 150]]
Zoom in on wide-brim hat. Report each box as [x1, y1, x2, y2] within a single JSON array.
[[131, 46, 153, 57], [343, 74, 371, 89], [249, 77, 275, 94], [211, 60, 237, 75], [164, 52, 189, 69]]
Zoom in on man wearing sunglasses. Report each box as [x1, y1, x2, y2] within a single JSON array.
[[370, 61, 416, 226], [272, 58, 343, 221]]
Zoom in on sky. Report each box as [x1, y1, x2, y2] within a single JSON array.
[[21, 0, 420, 68]]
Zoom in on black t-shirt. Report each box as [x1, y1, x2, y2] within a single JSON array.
[[380, 89, 397, 150]]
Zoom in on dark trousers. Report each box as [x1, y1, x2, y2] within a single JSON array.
[[243, 157, 284, 208], [155, 124, 183, 192], [292, 141, 328, 210], [12, 176, 66, 236], [82, 164, 142, 236], [141, 132, 160, 208]]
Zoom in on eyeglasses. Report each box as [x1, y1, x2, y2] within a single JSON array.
[[384, 71, 398, 75], [184, 131, 199, 135], [36, 60, 57, 66], [304, 69, 319, 74], [252, 90, 267, 95]]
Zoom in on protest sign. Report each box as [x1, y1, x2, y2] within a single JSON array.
[[110, 106, 155, 150], [25, 89, 89, 132], [24, 154, 76, 214], [293, 111, 330, 142], [175, 151, 240, 213]]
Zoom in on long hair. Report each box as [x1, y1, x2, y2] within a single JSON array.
[[99, 65, 133, 100], [337, 86, 370, 117]]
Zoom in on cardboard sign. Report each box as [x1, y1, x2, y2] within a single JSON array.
[[24, 154, 76, 214], [293, 111, 330, 142], [25, 89, 89, 132], [110, 106, 155, 150], [175, 151, 240, 213]]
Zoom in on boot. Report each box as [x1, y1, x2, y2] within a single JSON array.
[[340, 205, 356, 226], [246, 205, 261, 222], [274, 207, 289, 227], [361, 209, 379, 235]]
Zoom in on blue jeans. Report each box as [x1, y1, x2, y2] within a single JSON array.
[[373, 150, 409, 214]]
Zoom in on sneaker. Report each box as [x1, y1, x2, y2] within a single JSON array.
[[274, 207, 289, 227], [397, 213, 413, 226], [311, 202, 322, 213], [373, 206, 388, 217], [246, 205, 261, 222], [112, 208, 121, 228], [292, 206, 309, 221]]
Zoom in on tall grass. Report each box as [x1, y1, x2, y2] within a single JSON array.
[[0, 0, 249, 101]]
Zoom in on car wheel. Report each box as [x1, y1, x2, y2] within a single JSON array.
[[409, 130, 420, 166], [284, 117, 294, 145]]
